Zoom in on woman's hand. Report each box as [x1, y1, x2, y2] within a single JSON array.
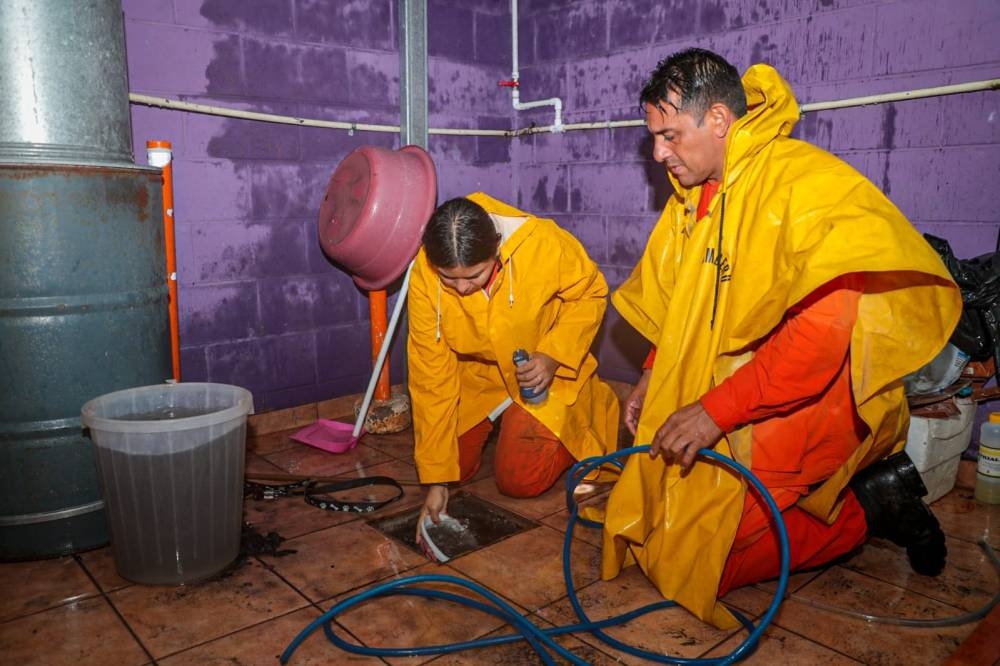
[[415, 484, 449, 545], [624, 369, 651, 435], [515, 351, 559, 396]]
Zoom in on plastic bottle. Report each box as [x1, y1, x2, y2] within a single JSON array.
[[512, 348, 548, 405], [975, 412, 1000, 504]]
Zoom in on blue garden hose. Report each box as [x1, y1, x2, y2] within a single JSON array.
[[279, 446, 790, 664]]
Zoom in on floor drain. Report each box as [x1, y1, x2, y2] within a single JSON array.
[[369, 492, 537, 559]]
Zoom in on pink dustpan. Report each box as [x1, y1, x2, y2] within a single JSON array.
[[290, 419, 365, 454]]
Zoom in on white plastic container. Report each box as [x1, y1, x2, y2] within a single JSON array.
[[905, 399, 976, 472], [918, 456, 963, 504], [81, 383, 253, 585], [905, 399, 975, 503], [976, 412, 1000, 504]]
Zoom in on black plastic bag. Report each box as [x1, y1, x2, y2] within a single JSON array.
[[925, 234, 1000, 364]]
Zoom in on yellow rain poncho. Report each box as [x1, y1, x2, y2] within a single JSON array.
[[604, 64, 962, 628], [408, 193, 619, 484]]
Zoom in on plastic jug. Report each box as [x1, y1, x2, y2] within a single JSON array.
[[512, 349, 548, 405], [975, 412, 1000, 504]]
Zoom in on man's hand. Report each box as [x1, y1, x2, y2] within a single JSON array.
[[624, 369, 651, 435], [649, 401, 723, 471], [515, 351, 559, 395], [415, 484, 449, 545]]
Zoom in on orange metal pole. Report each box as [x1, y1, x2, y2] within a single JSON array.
[[147, 140, 181, 382], [370, 289, 391, 401]]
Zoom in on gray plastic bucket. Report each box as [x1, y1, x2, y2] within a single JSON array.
[[81, 383, 253, 585]]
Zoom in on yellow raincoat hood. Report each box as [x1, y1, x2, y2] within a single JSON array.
[[605, 65, 961, 627]]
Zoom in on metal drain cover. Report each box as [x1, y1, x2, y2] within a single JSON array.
[[369, 492, 537, 559]]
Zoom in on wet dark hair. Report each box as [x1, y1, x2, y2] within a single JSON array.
[[639, 48, 747, 122], [422, 197, 500, 269]]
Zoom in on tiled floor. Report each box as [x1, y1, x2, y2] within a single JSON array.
[[2, 415, 999, 665]]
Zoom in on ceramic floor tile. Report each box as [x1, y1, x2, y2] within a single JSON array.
[[159, 607, 384, 665], [244, 493, 360, 542], [362, 429, 416, 461], [248, 404, 318, 438], [767, 565, 975, 663], [331, 561, 514, 666], [0, 556, 100, 622], [352, 458, 426, 512], [261, 520, 427, 603], [704, 624, 862, 664], [931, 488, 1000, 548], [463, 475, 570, 521], [447, 525, 601, 612], [77, 546, 133, 593], [0, 595, 149, 665], [245, 458, 425, 545], [840, 535, 999, 613], [538, 487, 615, 549], [425, 611, 622, 665], [108, 558, 308, 659], [245, 451, 286, 476], [539, 510, 605, 549], [262, 440, 392, 478], [247, 426, 304, 456], [720, 569, 825, 620], [537, 565, 738, 662], [316, 393, 358, 420]]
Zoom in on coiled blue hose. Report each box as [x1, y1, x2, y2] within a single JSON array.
[[280, 445, 790, 664]]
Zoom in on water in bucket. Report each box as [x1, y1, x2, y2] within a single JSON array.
[[81, 383, 253, 585]]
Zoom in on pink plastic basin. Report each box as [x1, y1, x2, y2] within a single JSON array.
[[317, 145, 437, 290]]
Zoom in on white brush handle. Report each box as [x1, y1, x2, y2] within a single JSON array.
[[353, 260, 415, 438]]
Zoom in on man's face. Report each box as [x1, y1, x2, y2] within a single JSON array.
[[644, 93, 726, 188]]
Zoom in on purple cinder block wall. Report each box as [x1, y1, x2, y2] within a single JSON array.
[[122, 0, 513, 411], [511, 0, 1000, 384], [122, 0, 1000, 412]]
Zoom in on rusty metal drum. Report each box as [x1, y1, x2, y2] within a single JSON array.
[[0, 164, 171, 560]]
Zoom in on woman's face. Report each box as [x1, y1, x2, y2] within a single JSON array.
[[437, 257, 497, 296]]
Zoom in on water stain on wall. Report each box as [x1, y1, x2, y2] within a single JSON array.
[[881, 104, 897, 195], [799, 113, 834, 151], [200, 0, 294, 36], [751, 34, 778, 66]]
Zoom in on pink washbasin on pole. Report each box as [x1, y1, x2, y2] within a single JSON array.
[[318, 145, 437, 290]]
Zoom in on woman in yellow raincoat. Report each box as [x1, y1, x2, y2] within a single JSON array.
[[408, 193, 619, 544], [604, 49, 962, 628]]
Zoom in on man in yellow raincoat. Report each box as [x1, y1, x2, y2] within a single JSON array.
[[408, 193, 619, 543], [604, 48, 962, 628]]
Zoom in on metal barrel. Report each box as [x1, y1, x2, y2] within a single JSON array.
[[0, 165, 171, 560], [0, 0, 133, 167]]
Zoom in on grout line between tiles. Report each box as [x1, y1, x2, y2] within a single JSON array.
[[74, 553, 159, 665], [840, 565, 979, 616], [151, 606, 322, 663]]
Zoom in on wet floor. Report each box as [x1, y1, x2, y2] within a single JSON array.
[[2, 400, 998, 664]]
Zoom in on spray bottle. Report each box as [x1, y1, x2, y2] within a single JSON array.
[[512, 348, 548, 404]]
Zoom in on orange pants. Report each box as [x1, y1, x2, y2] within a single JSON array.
[[718, 485, 868, 596], [458, 403, 576, 498]]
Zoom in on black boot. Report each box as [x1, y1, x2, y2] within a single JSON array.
[[849, 451, 947, 576]]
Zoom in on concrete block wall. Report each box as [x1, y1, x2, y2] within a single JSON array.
[[122, 0, 999, 409], [122, 0, 514, 410], [510, 0, 1000, 382]]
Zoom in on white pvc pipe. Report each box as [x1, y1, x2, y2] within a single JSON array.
[[508, 0, 563, 132], [130, 78, 998, 139], [352, 260, 414, 438]]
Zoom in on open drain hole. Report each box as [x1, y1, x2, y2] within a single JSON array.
[[369, 492, 538, 560]]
